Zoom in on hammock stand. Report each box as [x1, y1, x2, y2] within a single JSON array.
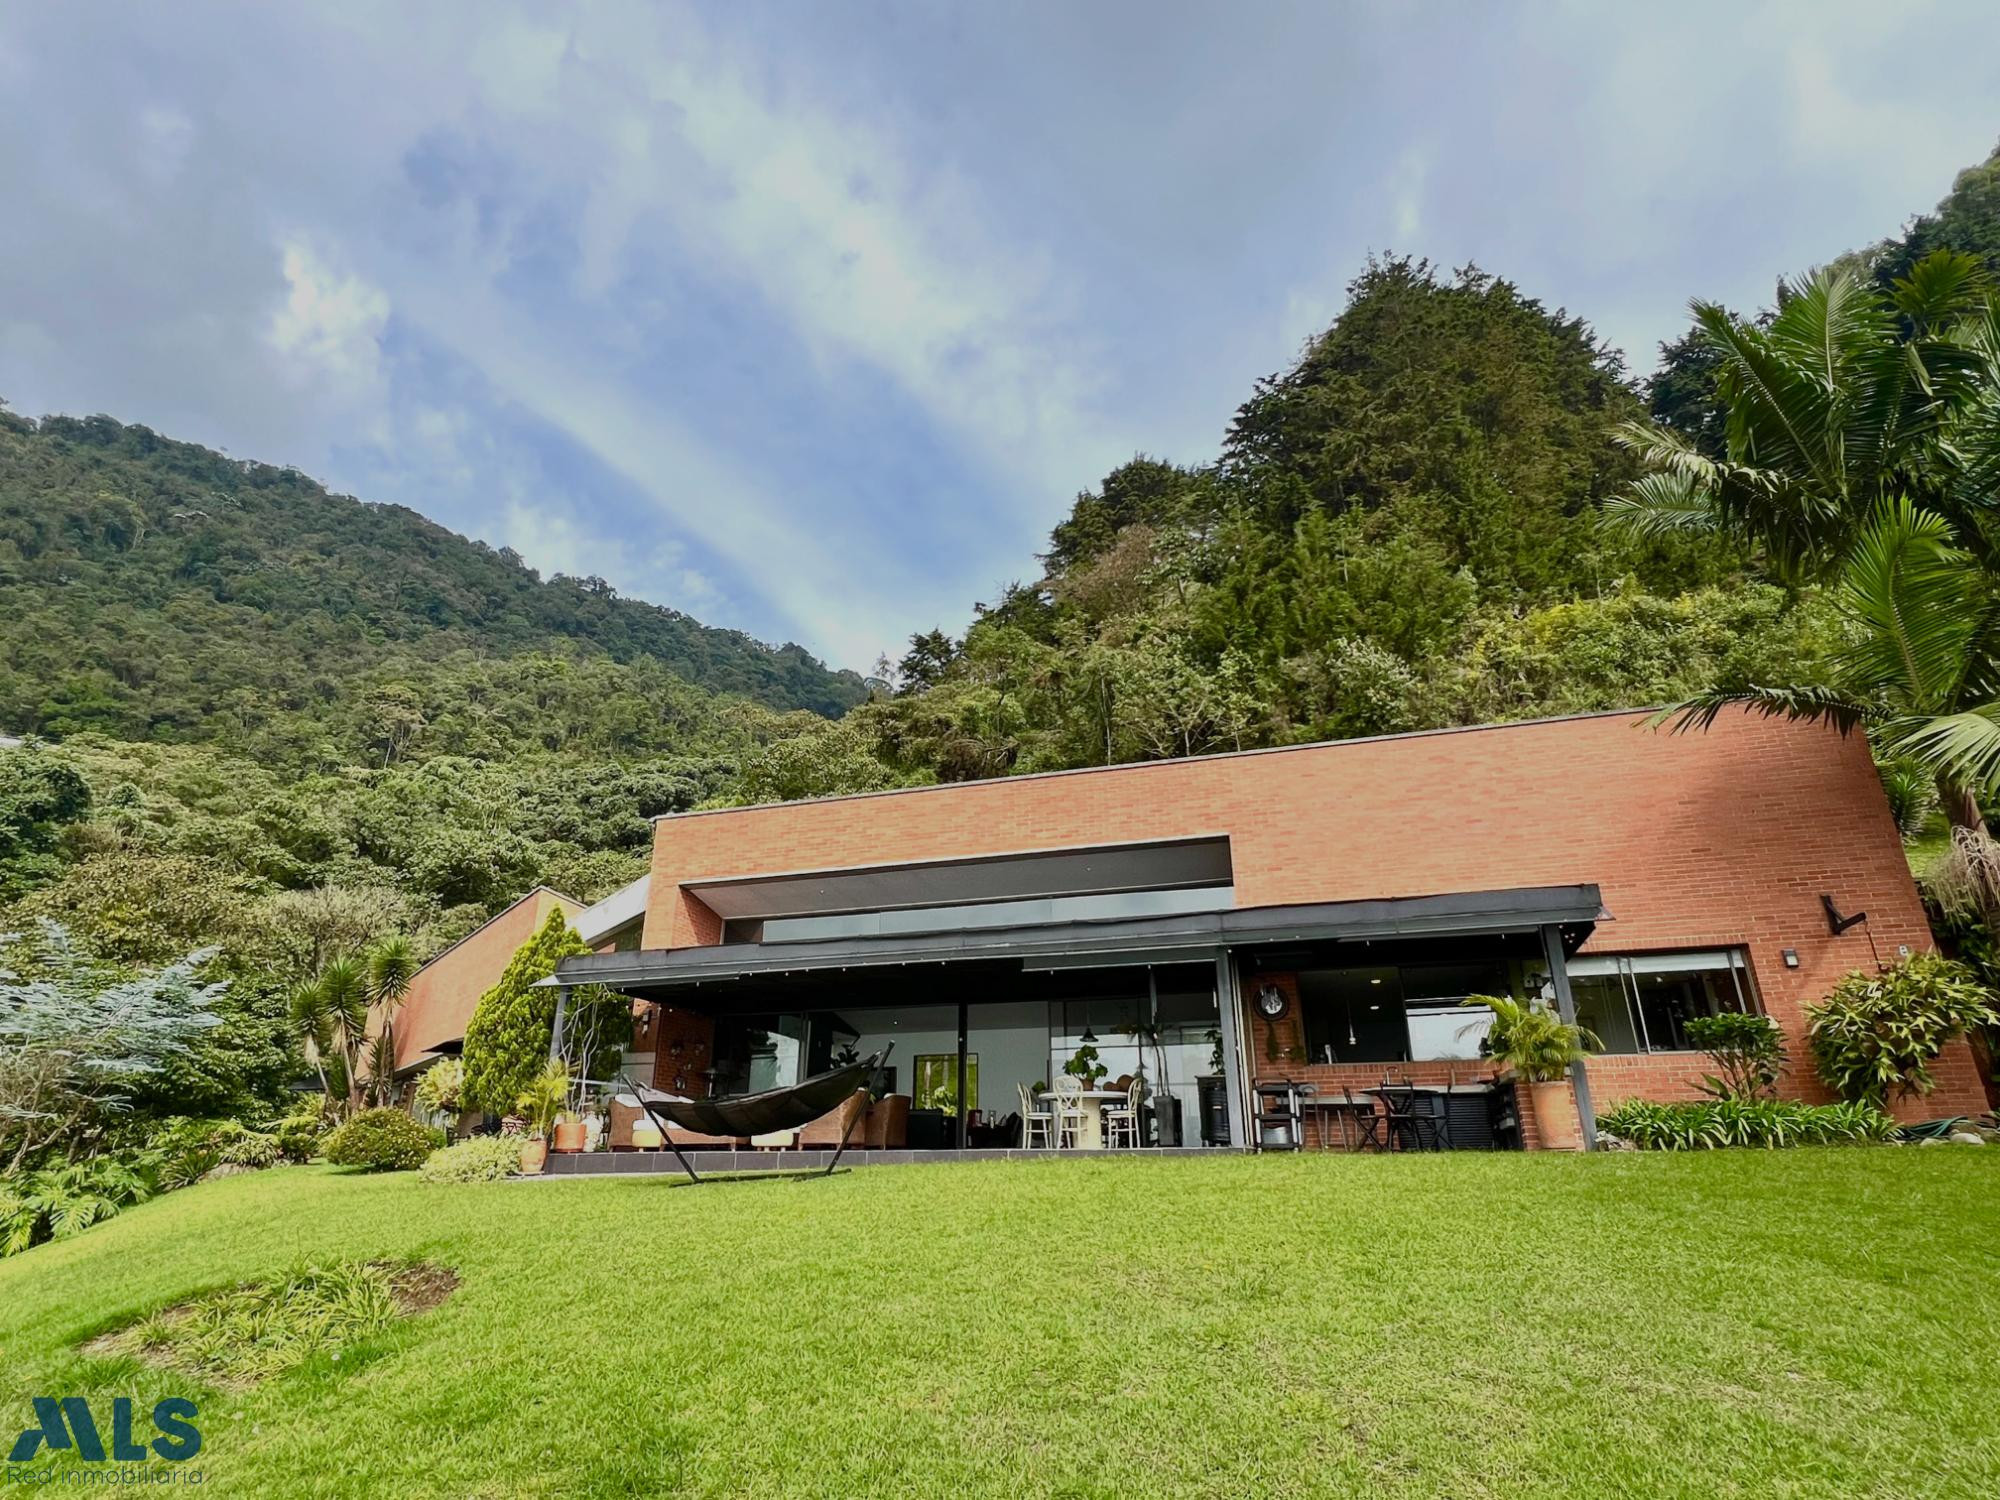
[[627, 1043, 894, 1184]]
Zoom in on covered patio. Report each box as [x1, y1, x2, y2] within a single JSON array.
[[542, 882, 1605, 1171]]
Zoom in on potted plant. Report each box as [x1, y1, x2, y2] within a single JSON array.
[[515, 1060, 572, 1174], [1465, 995, 1597, 1150], [1063, 1044, 1107, 1088]]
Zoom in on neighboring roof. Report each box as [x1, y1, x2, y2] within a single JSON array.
[[411, 885, 583, 980], [651, 708, 1664, 823], [574, 873, 649, 945], [547, 884, 1605, 993]]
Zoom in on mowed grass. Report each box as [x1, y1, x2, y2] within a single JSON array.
[[3, 1151, 1998, 1498]]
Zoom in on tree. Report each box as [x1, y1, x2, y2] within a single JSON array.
[[363, 934, 418, 1106], [1605, 253, 1996, 580], [288, 956, 371, 1114], [0, 921, 225, 1170], [0, 750, 91, 899], [1661, 499, 2000, 833], [460, 910, 590, 1115], [1656, 506, 2000, 836]]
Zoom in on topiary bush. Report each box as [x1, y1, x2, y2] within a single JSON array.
[[418, 1136, 521, 1185], [323, 1109, 442, 1172], [1806, 953, 1999, 1106], [460, 910, 590, 1115], [1596, 1098, 1896, 1150]]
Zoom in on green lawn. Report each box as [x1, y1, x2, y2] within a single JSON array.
[[3, 1152, 1998, 1498]]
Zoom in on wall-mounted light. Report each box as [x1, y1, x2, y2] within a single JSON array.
[[1782, 949, 1800, 969]]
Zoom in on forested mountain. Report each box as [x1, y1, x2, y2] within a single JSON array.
[[0, 410, 866, 764], [843, 258, 1826, 785]]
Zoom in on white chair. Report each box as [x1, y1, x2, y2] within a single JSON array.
[[1052, 1075, 1087, 1149], [1101, 1078, 1144, 1149], [1018, 1082, 1056, 1149]]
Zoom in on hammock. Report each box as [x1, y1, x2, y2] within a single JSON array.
[[628, 1044, 893, 1183]]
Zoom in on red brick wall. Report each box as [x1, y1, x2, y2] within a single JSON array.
[[643, 709, 1985, 1118], [391, 888, 582, 1071]]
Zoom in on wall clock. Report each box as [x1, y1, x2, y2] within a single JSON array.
[[1254, 984, 1288, 1021]]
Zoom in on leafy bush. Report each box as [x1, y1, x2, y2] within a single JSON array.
[[413, 1058, 465, 1119], [322, 1109, 441, 1172], [0, 1153, 156, 1257], [1597, 1098, 1896, 1150], [1806, 953, 1999, 1105], [461, 911, 590, 1114], [418, 1136, 521, 1185], [1465, 995, 1596, 1081], [1684, 1012, 1785, 1100], [146, 1117, 282, 1189], [271, 1094, 335, 1162]]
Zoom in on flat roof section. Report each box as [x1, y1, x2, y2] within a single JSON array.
[[549, 884, 1605, 995], [683, 835, 1233, 921]]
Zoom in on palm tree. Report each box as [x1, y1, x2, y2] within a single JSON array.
[[363, 935, 418, 1106], [287, 978, 335, 1101], [314, 957, 372, 1115], [1661, 497, 2000, 835], [1604, 253, 1996, 579]]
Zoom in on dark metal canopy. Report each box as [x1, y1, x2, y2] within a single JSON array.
[[549, 884, 1604, 998]]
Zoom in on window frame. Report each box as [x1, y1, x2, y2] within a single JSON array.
[[1556, 949, 1760, 1055]]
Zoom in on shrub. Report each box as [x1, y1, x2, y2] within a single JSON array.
[[413, 1058, 465, 1119], [461, 910, 590, 1114], [0, 1153, 156, 1257], [418, 1136, 521, 1185], [1597, 1098, 1897, 1150], [1806, 953, 1999, 1106], [147, 1117, 282, 1189], [322, 1109, 441, 1172], [1684, 1012, 1785, 1100]]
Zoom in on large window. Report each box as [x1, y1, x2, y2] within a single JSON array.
[[1541, 951, 1757, 1054], [914, 1053, 978, 1113], [1297, 961, 1510, 1066]]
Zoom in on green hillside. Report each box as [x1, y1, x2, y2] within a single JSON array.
[[0, 410, 866, 761]]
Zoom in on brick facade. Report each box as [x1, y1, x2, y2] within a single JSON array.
[[642, 710, 1986, 1121]]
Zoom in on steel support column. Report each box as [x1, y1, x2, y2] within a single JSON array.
[[1539, 924, 1598, 1151], [1213, 949, 1247, 1148]]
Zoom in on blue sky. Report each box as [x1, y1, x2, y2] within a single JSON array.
[[2, 3, 1997, 673]]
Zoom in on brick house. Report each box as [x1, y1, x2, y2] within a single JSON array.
[[548, 707, 1987, 1155]]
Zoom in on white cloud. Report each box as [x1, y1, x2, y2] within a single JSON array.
[[266, 240, 390, 414]]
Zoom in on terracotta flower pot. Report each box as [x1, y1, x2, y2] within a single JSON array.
[[552, 1120, 587, 1153], [1528, 1079, 1583, 1151], [519, 1139, 549, 1175]]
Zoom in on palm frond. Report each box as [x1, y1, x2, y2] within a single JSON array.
[[365, 935, 418, 1012], [1599, 469, 1722, 539], [1701, 296, 1846, 500], [1877, 706, 2000, 800], [316, 958, 370, 1046], [1834, 497, 1979, 708], [1651, 684, 1872, 736], [1890, 250, 1994, 332]]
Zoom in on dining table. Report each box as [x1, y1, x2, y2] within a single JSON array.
[[1359, 1082, 1505, 1151], [1035, 1089, 1129, 1148]]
